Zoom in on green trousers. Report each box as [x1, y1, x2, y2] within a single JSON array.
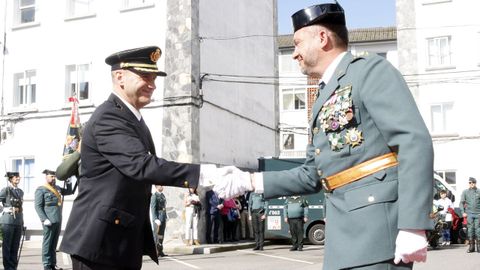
[[42, 222, 61, 268]]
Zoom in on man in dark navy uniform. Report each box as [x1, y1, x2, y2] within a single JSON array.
[[150, 185, 167, 257], [0, 172, 24, 270], [59, 46, 229, 270]]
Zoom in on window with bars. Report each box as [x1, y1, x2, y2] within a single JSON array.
[[65, 64, 90, 102], [13, 70, 36, 107], [427, 36, 452, 68], [282, 88, 306, 111]]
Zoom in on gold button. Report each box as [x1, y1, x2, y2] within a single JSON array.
[[114, 218, 120, 225], [317, 170, 323, 177], [368, 196, 375, 203], [315, 148, 321, 155], [313, 127, 319, 134], [184, 181, 188, 187]]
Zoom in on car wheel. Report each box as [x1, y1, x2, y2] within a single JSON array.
[[308, 223, 325, 245]]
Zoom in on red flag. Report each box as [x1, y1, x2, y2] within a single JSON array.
[[63, 97, 81, 157]]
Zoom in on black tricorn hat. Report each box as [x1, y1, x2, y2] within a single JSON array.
[[291, 1, 345, 32], [5, 172, 20, 178], [42, 169, 56, 176], [469, 177, 477, 183], [105, 46, 167, 76]]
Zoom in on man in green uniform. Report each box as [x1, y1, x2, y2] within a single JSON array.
[[34, 170, 73, 270], [150, 185, 167, 257], [0, 172, 24, 270], [248, 192, 268, 251], [214, 2, 434, 269], [460, 177, 480, 253], [284, 196, 308, 251]]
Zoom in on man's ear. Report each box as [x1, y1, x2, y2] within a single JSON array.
[[114, 70, 125, 85]]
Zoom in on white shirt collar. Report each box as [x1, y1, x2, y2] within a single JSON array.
[[113, 92, 142, 121], [321, 51, 347, 85]]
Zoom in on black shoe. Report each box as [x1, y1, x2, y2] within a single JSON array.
[[51, 266, 63, 270], [289, 247, 297, 251], [253, 246, 260, 250], [159, 251, 167, 257]]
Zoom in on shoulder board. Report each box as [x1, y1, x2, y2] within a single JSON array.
[[351, 51, 371, 62]]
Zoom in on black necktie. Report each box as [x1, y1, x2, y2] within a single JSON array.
[[315, 81, 326, 100]]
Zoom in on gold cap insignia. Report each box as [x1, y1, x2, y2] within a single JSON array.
[[150, 48, 161, 63]]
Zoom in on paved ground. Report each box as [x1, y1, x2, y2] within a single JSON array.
[[5, 238, 260, 269]]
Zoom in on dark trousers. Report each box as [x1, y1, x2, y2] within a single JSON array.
[[152, 221, 166, 253], [2, 224, 22, 270], [221, 215, 236, 241], [251, 210, 265, 248], [288, 218, 304, 249], [71, 255, 140, 270], [343, 259, 413, 269], [467, 213, 480, 238], [42, 222, 61, 268], [206, 211, 220, 243]]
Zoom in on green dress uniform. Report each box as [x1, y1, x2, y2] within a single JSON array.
[[34, 181, 73, 270], [284, 196, 309, 251], [0, 184, 24, 270], [56, 151, 81, 182], [460, 180, 480, 252], [150, 191, 167, 257], [248, 193, 268, 250]]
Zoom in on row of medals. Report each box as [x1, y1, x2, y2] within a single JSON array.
[[317, 85, 363, 151]]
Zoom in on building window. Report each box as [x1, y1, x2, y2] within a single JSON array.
[[427, 36, 451, 67], [122, 0, 152, 9], [430, 103, 453, 133], [282, 133, 294, 150], [66, 0, 94, 18], [435, 170, 457, 191], [11, 157, 35, 194], [282, 88, 306, 111], [13, 70, 36, 107], [280, 54, 300, 73], [66, 64, 90, 102], [15, 0, 36, 24]]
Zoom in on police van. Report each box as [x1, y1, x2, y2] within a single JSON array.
[[259, 157, 466, 245]]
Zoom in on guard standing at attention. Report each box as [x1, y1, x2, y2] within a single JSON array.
[[284, 196, 309, 251], [34, 170, 73, 270], [460, 177, 480, 253], [0, 172, 24, 270], [248, 192, 268, 251], [150, 185, 167, 257]]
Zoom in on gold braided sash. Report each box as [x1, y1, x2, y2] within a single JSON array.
[[43, 184, 62, 206]]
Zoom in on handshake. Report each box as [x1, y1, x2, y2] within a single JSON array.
[[199, 164, 255, 199]]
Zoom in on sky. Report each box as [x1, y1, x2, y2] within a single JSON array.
[[278, 0, 396, 35]]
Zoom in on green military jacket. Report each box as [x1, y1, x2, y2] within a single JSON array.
[[284, 196, 308, 219], [150, 192, 167, 222], [263, 52, 434, 269], [34, 182, 73, 224], [56, 151, 81, 181], [460, 188, 480, 215], [0, 186, 24, 226], [248, 193, 268, 216]]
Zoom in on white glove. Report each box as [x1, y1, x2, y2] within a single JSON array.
[[213, 166, 253, 199], [154, 219, 161, 226], [3, 207, 12, 213], [43, 219, 52, 226], [394, 229, 428, 264], [199, 164, 219, 188]]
